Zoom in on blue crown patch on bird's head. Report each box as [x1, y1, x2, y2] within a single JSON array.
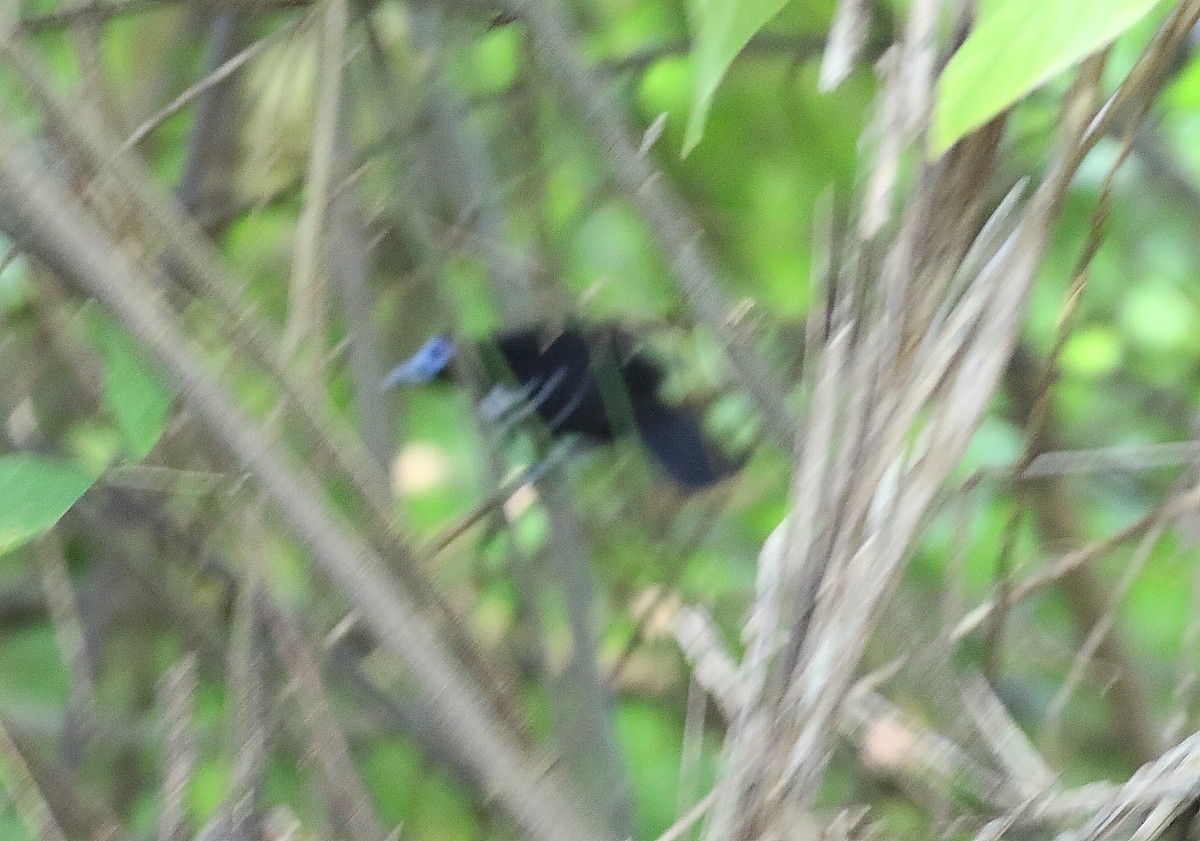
[[382, 335, 456, 390]]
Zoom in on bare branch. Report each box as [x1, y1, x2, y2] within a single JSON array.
[[0, 121, 616, 841]]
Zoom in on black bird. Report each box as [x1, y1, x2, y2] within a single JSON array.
[[383, 324, 739, 488]]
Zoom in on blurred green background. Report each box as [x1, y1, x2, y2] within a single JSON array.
[[2, 1, 1200, 839]]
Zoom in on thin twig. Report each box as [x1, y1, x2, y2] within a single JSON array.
[[3, 36, 529, 729], [954, 480, 1200, 642], [654, 788, 718, 841], [0, 118, 616, 841], [118, 22, 294, 155], [33, 533, 97, 770], [157, 655, 198, 841], [0, 715, 71, 841], [19, 0, 311, 32], [268, 603, 390, 841], [282, 0, 347, 363], [501, 0, 794, 448]]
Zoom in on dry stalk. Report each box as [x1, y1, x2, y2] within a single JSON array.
[[697, 1, 1200, 837], [157, 655, 198, 841], [0, 121, 616, 841]]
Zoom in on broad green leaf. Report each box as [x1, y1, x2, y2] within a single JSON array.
[[0, 455, 94, 555], [932, 0, 1166, 155], [683, 0, 789, 155], [87, 312, 173, 461]]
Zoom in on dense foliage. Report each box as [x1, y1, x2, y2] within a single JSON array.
[[3, 1, 1200, 840]]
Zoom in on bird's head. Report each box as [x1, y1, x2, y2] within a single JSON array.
[[381, 335, 456, 390]]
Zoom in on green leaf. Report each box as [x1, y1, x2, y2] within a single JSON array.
[[0, 455, 95, 555], [87, 312, 173, 461], [932, 0, 1166, 155], [683, 0, 789, 155]]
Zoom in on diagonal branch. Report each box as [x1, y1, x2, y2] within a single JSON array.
[[0, 123, 615, 841], [500, 0, 795, 448]]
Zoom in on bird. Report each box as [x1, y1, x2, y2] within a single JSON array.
[[383, 324, 739, 488]]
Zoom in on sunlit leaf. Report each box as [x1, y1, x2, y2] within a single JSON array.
[[932, 0, 1166, 155], [1060, 324, 1122, 377], [87, 312, 173, 461], [683, 0, 789, 155], [0, 455, 94, 555]]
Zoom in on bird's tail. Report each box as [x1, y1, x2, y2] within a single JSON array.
[[633, 402, 740, 488]]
